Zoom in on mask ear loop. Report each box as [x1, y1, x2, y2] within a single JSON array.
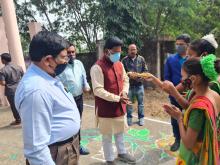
[[45, 56, 56, 69], [108, 50, 112, 56]]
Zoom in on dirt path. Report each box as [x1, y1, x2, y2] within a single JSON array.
[[0, 89, 176, 165]]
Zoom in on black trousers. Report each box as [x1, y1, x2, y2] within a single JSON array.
[[170, 99, 182, 141], [74, 94, 83, 143], [6, 94, 20, 122]]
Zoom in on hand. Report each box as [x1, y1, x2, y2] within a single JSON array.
[[120, 96, 132, 105], [120, 92, 133, 105], [142, 77, 153, 82], [162, 81, 176, 95], [127, 72, 137, 80], [141, 73, 154, 82], [83, 87, 91, 94], [120, 91, 128, 98], [136, 77, 143, 82], [163, 104, 182, 121]]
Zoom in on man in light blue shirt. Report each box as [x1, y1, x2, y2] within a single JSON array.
[[58, 44, 91, 155], [15, 31, 80, 165]]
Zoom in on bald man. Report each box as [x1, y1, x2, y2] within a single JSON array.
[[121, 44, 148, 126]]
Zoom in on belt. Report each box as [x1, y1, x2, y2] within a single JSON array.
[[49, 134, 78, 147]]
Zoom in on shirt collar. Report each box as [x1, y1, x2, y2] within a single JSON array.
[[5, 62, 11, 66], [177, 53, 187, 60], [128, 54, 138, 60], [29, 63, 59, 85]]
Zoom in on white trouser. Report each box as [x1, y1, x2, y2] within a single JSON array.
[[102, 132, 126, 161]]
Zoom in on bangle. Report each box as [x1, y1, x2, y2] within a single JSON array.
[[176, 95, 182, 102], [177, 117, 183, 124]]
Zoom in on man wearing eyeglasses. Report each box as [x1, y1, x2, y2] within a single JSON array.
[[58, 43, 91, 155], [15, 31, 80, 165]]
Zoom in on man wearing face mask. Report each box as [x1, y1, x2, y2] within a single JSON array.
[[57, 43, 91, 155], [164, 34, 191, 152], [121, 44, 148, 126], [15, 31, 80, 165], [90, 37, 136, 165]]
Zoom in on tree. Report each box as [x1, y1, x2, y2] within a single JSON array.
[[63, 0, 104, 52], [14, 0, 220, 54], [99, 0, 145, 48], [15, 0, 104, 53], [140, 0, 220, 40]]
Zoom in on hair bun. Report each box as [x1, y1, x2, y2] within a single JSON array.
[[200, 54, 218, 81]]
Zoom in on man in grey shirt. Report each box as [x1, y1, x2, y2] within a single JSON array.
[[0, 53, 23, 125]]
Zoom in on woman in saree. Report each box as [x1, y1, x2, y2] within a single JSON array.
[[147, 37, 220, 155], [163, 56, 220, 164]]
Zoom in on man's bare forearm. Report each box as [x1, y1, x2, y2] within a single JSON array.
[[0, 81, 5, 86]]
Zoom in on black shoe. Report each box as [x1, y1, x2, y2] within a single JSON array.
[[80, 145, 90, 155], [10, 120, 21, 126], [170, 139, 180, 152], [118, 153, 136, 164], [106, 161, 116, 165]]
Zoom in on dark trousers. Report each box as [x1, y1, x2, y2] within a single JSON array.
[[74, 94, 83, 143], [26, 135, 79, 165], [6, 94, 20, 122], [170, 99, 182, 141]]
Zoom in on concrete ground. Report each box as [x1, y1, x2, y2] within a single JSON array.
[[0, 100, 176, 165]]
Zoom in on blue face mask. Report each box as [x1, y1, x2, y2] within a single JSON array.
[[109, 52, 121, 63], [176, 45, 186, 54]]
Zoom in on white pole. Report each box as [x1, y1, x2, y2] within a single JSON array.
[[0, 0, 26, 71]]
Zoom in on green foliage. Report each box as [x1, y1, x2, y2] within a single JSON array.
[[15, 0, 103, 53], [100, 0, 220, 50], [142, 0, 220, 40], [14, 0, 220, 55], [63, 0, 104, 52], [99, 0, 145, 48], [14, 0, 33, 53]]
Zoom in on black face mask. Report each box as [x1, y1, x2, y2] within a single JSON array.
[[68, 56, 74, 64], [54, 63, 67, 76]]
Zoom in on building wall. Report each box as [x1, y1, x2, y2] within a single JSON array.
[[77, 39, 175, 87], [77, 52, 97, 82], [140, 39, 175, 87]]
